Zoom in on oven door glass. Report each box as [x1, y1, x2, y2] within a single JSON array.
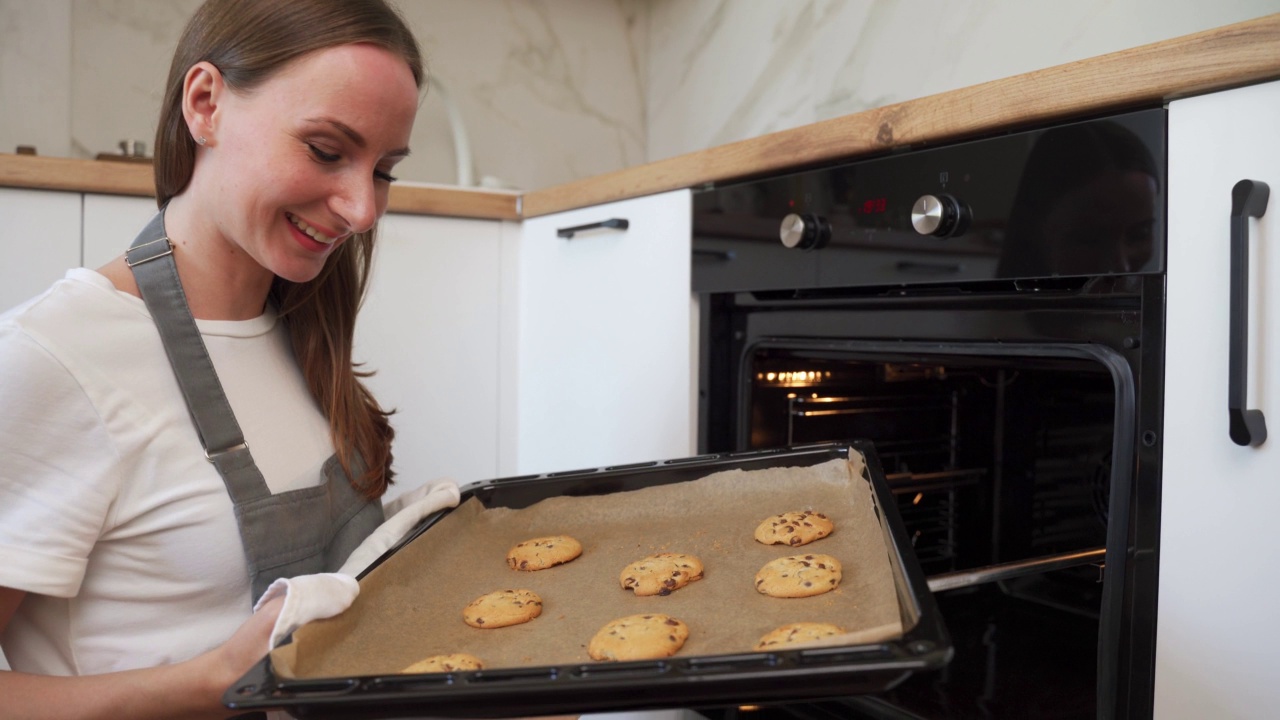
[[714, 341, 1136, 719]]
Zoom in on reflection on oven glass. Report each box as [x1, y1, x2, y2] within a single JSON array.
[[999, 120, 1160, 278]]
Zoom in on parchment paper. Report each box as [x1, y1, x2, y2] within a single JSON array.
[[273, 453, 904, 678]]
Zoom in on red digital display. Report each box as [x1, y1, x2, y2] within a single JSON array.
[[857, 197, 888, 215]]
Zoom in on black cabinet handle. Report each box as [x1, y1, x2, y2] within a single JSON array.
[[1228, 179, 1269, 447], [556, 218, 629, 239]]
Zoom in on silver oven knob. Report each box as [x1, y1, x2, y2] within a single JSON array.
[[911, 194, 967, 237], [779, 213, 829, 249]]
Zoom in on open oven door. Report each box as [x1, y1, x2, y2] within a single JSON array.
[[703, 338, 1140, 720]]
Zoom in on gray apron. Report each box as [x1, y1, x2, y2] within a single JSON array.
[[126, 212, 384, 603]]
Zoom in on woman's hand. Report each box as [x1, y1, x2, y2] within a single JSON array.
[[0, 589, 284, 720], [196, 594, 286, 710]]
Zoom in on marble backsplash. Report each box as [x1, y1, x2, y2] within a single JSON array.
[[1, 0, 1277, 191]]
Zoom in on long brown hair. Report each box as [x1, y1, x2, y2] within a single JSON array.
[[154, 0, 425, 499]]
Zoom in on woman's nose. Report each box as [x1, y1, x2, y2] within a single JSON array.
[[333, 172, 379, 234]]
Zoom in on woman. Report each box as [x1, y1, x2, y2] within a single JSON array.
[[0, 0, 426, 716]]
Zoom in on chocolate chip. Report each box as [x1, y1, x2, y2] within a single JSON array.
[[789, 536, 802, 546], [659, 588, 671, 596], [665, 618, 679, 626]]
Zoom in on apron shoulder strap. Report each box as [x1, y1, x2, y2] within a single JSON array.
[[126, 211, 269, 501]]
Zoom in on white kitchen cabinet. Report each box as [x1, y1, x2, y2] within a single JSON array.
[[81, 193, 158, 269], [1158, 79, 1280, 718], [0, 188, 81, 314], [355, 212, 508, 501], [501, 189, 694, 476]]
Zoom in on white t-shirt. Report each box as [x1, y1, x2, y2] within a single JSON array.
[[0, 268, 334, 675]]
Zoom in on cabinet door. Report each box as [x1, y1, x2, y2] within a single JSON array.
[[505, 189, 694, 475], [1159, 79, 1280, 718], [355, 213, 504, 501], [0, 188, 81, 313], [82, 194, 158, 269]]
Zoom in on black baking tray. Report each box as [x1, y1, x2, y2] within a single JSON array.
[[223, 441, 952, 718]]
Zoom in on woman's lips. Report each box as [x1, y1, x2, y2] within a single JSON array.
[[285, 212, 342, 253], [286, 212, 339, 244]]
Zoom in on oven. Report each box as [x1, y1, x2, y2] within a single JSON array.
[[690, 108, 1166, 719]]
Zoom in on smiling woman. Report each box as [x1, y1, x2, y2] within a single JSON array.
[[0, 1, 436, 718]]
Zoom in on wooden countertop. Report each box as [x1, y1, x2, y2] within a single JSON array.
[[0, 154, 522, 220], [3, 13, 1278, 220]]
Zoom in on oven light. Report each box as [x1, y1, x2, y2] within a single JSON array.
[[738, 706, 761, 712], [913, 492, 924, 505], [755, 370, 831, 387], [787, 393, 796, 399]]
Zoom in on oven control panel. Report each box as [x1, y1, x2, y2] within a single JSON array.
[[692, 108, 1167, 293]]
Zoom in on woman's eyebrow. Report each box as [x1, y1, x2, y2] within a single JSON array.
[[305, 117, 411, 157]]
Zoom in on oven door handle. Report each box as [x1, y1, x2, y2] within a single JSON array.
[[1228, 179, 1269, 447]]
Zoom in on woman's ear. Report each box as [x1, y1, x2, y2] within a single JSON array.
[[182, 61, 223, 146]]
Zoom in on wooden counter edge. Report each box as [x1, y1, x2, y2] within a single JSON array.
[[0, 154, 155, 198], [387, 183, 520, 220], [0, 154, 521, 221], [522, 12, 1280, 218]]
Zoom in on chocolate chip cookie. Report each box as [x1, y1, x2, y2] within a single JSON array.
[[506, 535, 583, 571], [588, 613, 690, 661], [462, 589, 543, 628], [753, 510, 834, 547], [619, 552, 704, 596], [754, 554, 842, 598], [754, 622, 846, 651], [400, 653, 485, 673]]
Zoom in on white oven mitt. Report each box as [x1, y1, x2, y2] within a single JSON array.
[[254, 478, 461, 650]]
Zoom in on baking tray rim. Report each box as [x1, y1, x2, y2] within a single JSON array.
[[224, 441, 953, 717]]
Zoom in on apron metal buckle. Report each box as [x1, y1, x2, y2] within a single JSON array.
[[125, 236, 174, 267], [205, 441, 249, 462]]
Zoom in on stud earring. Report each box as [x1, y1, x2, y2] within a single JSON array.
[[197, 136, 207, 146]]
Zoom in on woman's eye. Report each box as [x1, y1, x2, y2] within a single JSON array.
[[308, 144, 340, 163], [374, 169, 398, 183]]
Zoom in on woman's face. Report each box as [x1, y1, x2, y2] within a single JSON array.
[[197, 43, 419, 284]]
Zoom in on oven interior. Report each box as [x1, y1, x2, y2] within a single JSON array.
[[701, 348, 1120, 719]]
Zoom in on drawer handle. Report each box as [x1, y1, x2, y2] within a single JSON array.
[[1228, 179, 1269, 447], [556, 217, 629, 239], [693, 248, 737, 261]]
